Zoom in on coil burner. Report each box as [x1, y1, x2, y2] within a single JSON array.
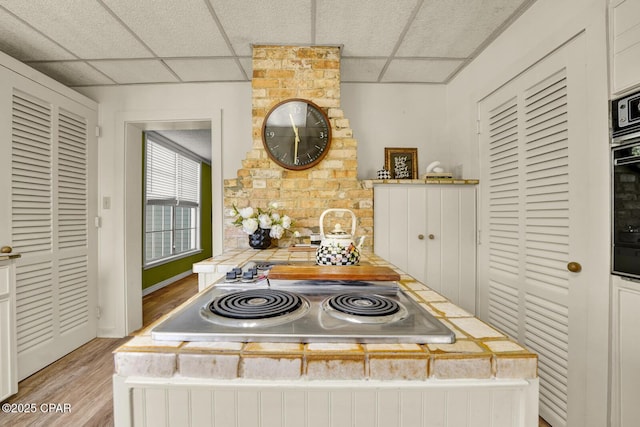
[[323, 293, 408, 324], [201, 289, 309, 327]]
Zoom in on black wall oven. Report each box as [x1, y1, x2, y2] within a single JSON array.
[[612, 90, 640, 280]]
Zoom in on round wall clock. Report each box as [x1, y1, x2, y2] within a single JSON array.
[[261, 98, 332, 170]]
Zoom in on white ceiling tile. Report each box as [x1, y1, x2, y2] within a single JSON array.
[[154, 129, 212, 162], [316, 0, 417, 57], [381, 59, 464, 83], [88, 59, 179, 84], [0, 0, 152, 59], [102, 0, 231, 57], [0, 9, 76, 61], [212, 0, 312, 56], [0, 0, 534, 86], [396, 0, 529, 58], [165, 58, 246, 82], [341, 58, 387, 82], [26, 61, 115, 86]]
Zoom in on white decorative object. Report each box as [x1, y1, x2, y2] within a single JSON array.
[[426, 161, 441, 173], [424, 160, 451, 178]]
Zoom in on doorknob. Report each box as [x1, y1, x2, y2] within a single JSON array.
[[418, 234, 424, 240], [428, 234, 435, 240], [0, 246, 12, 254], [567, 262, 582, 273]]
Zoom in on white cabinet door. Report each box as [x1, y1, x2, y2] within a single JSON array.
[[374, 185, 477, 313], [374, 185, 413, 275], [406, 186, 428, 283], [0, 260, 17, 401], [426, 186, 477, 314], [610, 0, 640, 94], [478, 34, 591, 427], [611, 277, 640, 427], [0, 66, 98, 381]]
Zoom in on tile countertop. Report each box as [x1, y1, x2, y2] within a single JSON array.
[[114, 249, 537, 382]]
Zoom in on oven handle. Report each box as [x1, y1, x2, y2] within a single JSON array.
[[613, 131, 640, 145], [614, 155, 640, 166]]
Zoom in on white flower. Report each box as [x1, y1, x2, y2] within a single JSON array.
[[258, 213, 272, 229], [269, 224, 284, 239], [239, 207, 254, 219], [232, 202, 295, 238], [293, 231, 301, 238], [242, 218, 258, 234]]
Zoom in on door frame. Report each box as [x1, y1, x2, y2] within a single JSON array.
[[116, 110, 223, 335]]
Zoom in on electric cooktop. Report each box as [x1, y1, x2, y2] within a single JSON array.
[[151, 261, 455, 344]]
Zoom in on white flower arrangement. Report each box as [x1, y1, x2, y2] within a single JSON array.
[[231, 202, 293, 239]]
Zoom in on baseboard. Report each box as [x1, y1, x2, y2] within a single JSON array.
[[142, 270, 193, 296]]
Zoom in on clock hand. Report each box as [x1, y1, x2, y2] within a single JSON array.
[[289, 113, 300, 138], [289, 113, 300, 164]]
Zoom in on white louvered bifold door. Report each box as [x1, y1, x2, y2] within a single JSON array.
[[0, 70, 97, 381], [478, 35, 589, 427]]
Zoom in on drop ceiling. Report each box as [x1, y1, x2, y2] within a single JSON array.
[[0, 0, 536, 88]]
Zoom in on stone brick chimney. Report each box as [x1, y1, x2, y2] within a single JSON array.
[[223, 45, 373, 249]]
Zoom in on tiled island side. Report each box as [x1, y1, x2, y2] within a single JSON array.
[[113, 249, 538, 427]]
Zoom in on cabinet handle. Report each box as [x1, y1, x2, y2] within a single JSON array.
[[567, 262, 582, 273], [0, 246, 12, 254], [418, 234, 436, 240]]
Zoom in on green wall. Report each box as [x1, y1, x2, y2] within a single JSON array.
[[142, 159, 213, 290]]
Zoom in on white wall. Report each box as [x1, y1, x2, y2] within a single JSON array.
[[445, 0, 610, 426], [341, 84, 448, 179], [77, 83, 250, 336], [446, 0, 609, 178], [79, 82, 252, 180]]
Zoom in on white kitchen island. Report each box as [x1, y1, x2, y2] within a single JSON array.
[[113, 249, 538, 427]]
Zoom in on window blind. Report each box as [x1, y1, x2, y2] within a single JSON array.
[[144, 134, 201, 265], [146, 138, 200, 206]]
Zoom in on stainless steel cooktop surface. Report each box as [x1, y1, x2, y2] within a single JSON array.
[[151, 261, 455, 344]]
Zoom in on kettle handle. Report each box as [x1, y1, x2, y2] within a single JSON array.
[[319, 209, 357, 236]]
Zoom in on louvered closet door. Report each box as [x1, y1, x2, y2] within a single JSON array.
[[0, 70, 97, 381], [478, 35, 588, 427]]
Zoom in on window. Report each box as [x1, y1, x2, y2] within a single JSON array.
[[144, 133, 201, 266]]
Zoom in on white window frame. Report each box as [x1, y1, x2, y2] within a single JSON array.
[[143, 132, 202, 268]]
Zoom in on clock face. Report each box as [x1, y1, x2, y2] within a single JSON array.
[[262, 99, 332, 170]]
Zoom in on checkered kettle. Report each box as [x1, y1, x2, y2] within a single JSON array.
[[315, 209, 365, 266]]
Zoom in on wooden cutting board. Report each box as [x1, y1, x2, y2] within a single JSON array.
[[268, 265, 401, 281]]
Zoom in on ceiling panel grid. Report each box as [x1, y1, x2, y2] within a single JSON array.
[[0, 0, 535, 87]]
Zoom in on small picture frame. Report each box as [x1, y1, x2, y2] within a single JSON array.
[[385, 147, 418, 179]]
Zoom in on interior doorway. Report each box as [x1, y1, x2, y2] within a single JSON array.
[[123, 119, 213, 334]]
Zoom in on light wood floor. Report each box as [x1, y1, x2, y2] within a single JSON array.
[[1, 274, 552, 426]]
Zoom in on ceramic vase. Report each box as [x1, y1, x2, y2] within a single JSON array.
[[249, 227, 271, 249]]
